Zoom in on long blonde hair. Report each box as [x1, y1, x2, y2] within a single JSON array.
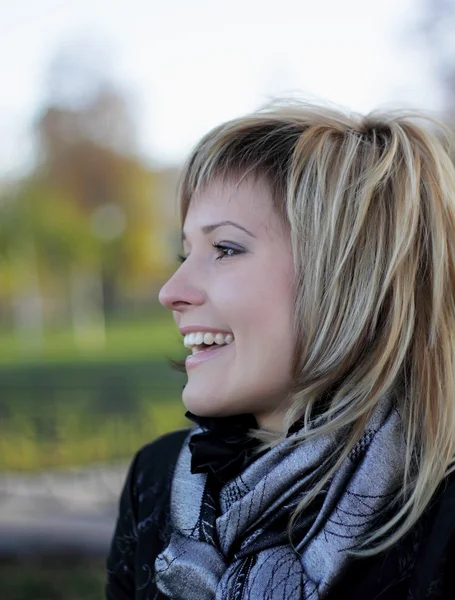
[[178, 101, 455, 556]]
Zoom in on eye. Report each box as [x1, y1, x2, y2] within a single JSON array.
[[212, 242, 244, 260], [176, 243, 244, 264]]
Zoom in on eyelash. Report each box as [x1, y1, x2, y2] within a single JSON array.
[[177, 243, 243, 264]]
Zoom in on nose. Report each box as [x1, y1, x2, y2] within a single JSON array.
[[158, 264, 205, 312]]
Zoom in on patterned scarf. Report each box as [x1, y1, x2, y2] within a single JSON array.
[[154, 397, 405, 599]]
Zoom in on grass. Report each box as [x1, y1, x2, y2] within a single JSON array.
[[0, 312, 190, 472], [0, 365, 188, 472], [0, 311, 184, 364], [0, 559, 106, 600], [0, 395, 189, 472]]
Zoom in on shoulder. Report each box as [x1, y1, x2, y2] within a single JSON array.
[[106, 429, 190, 598], [134, 428, 190, 470], [106, 430, 191, 566], [130, 428, 191, 492], [112, 427, 191, 524], [434, 468, 455, 508], [401, 470, 455, 598], [328, 472, 455, 600], [421, 468, 455, 558]]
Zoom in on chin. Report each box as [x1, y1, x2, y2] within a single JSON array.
[[182, 386, 237, 418], [182, 388, 217, 416]]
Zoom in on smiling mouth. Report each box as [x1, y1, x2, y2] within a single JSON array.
[[185, 340, 235, 368], [190, 343, 214, 354], [183, 332, 234, 354]]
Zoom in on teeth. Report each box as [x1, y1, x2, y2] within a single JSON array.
[[214, 333, 225, 345], [184, 333, 194, 348], [183, 331, 234, 349], [203, 332, 214, 345]]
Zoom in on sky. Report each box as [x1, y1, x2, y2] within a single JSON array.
[[0, 0, 443, 179]]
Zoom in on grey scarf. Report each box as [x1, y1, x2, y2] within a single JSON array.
[[154, 397, 405, 599]]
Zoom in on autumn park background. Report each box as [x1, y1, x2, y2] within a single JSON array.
[[1, 0, 455, 598], [0, 35, 189, 600]]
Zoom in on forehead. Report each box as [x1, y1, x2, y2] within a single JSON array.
[[183, 176, 277, 231]]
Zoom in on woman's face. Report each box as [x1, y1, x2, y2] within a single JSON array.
[[159, 176, 296, 431]]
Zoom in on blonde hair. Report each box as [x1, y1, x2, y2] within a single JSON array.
[[178, 101, 455, 556]]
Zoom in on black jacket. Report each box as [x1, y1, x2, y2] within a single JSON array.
[[106, 429, 455, 599]]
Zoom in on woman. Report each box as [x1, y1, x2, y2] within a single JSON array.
[[106, 102, 455, 599]]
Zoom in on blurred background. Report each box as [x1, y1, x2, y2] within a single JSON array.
[[0, 0, 454, 598]]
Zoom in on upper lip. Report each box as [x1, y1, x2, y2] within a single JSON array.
[[179, 326, 233, 336]]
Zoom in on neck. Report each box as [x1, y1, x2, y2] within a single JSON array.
[[253, 409, 287, 433]]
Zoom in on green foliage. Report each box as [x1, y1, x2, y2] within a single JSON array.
[[0, 312, 183, 363], [0, 314, 188, 471], [0, 78, 180, 317], [0, 393, 188, 471], [0, 562, 106, 600], [0, 355, 187, 471], [0, 179, 98, 301]]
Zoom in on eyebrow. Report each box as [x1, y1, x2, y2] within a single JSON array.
[[181, 220, 256, 241]]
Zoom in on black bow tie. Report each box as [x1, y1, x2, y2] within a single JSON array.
[[185, 410, 305, 485], [186, 411, 261, 484]]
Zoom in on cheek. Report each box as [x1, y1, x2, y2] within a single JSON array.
[[213, 263, 294, 330], [248, 273, 294, 371], [208, 271, 257, 324], [226, 279, 294, 361]]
